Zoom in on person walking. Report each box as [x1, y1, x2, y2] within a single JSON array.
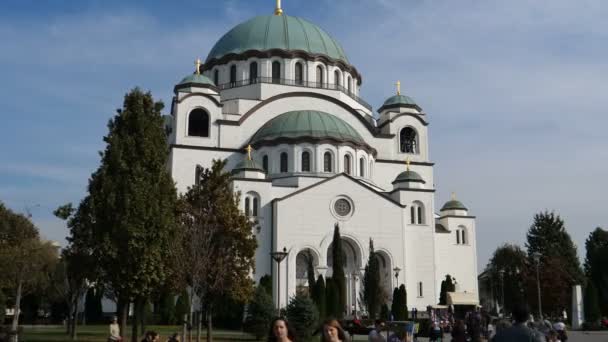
[[267, 318, 296, 342], [321, 319, 349, 342], [491, 304, 544, 342], [450, 320, 467, 342], [368, 319, 386, 342]]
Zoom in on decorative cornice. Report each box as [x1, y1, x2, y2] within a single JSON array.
[[250, 136, 377, 157], [438, 215, 476, 219], [174, 82, 220, 94], [387, 188, 435, 195], [375, 159, 435, 166], [170, 144, 240, 153], [176, 92, 223, 107], [378, 103, 423, 113], [202, 49, 363, 85], [377, 113, 429, 128]]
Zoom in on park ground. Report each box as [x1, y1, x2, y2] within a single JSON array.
[[20, 325, 608, 342]]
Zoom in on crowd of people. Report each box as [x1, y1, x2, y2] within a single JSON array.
[[106, 304, 573, 342]]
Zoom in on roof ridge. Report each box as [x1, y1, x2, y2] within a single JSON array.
[[294, 16, 311, 53], [282, 14, 290, 50]]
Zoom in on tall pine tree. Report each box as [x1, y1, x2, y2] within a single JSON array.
[[584, 227, 608, 315], [84, 89, 178, 341], [362, 239, 383, 319], [331, 224, 346, 318], [315, 275, 326, 319], [485, 244, 527, 313]]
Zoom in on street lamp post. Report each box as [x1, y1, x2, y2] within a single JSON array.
[[393, 267, 401, 287], [270, 247, 288, 314], [533, 253, 543, 321], [352, 271, 359, 318], [498, 269, 505, 316]]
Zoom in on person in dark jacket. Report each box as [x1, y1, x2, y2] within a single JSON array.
[[451, 320, 467, 342]]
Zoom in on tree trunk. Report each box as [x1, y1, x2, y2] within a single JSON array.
[[196, 310, 201, 342], [131, 299, 141, 342], [182, 314, 187, 342], [70, 301, 78, 340], [118, 297, 128, 341], [206, 304, 213, 342], [10, 278, 23, 342], [139, 299, 146, 336]]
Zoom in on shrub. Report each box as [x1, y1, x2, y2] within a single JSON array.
[[286, 294, 319, 342], [244, 286, 274, 340], [174, 290, 191, 323]]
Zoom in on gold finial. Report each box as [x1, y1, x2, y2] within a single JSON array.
[[396, 80, 401, 95], [245, 144, 253, 161], [194, 58, 202, 75], [405, 157, 411, 171], [451, 192, 457, 200], [274, 0, 283, 15]]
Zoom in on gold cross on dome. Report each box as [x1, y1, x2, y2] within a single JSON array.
[[451, 192, 457, 200], [405, 157, 411, 171], [275, 0, 283, 15], [194, 58, 202, 75], [245, 144, 253, 160], [396, 80, 401, 95]]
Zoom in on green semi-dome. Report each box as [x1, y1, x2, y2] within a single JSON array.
[[440, 199, 468, 211], [206, 15, 349, 64], [232, 159, 264, 173], [250, 110, 371, 150], [176, 73, 216, 87], [392, 170, 425, 184], [382, 94, 417, 108]]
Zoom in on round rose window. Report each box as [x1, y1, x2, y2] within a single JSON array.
[[334, 199, 352, 216]]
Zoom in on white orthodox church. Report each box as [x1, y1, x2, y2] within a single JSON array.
[[166, 2, 479, 313]]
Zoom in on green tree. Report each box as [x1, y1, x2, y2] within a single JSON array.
[[53, 200, 96, 340], [178, 159, 257, 342], [380, 304, 389, 321], [0, 290, 6, 323], [330, 224, 346, 318], [0, 202, 58, 341], [485, 244, 527, 313], [158, 290, 176, 325], [362, 239, 383, 319], [286, 294, 319, 342], [391, 285, 407, 320], [391, 287, 399, 320], [325, 278, 339, 318], [584, 227, 608, 315], [584, 282, 601, 324], [526, 211, 584, 282], [259, 275, 272, 296], [314, 275, 326, 319], [306, 251, 316, 297], [174, 290, 190, 324], [244, 286, 274, 340], [84, 287, 103, 324], [80, 89, 178, 341]]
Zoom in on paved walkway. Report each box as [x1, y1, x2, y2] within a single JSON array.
[[352, 330, 608, 341]]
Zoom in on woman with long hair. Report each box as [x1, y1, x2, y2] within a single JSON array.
[[267, 317, 296, 342], [321, 319, 349, 342]]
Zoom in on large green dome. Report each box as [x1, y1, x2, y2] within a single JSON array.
[[206, 15, 349, 64], [250, 110, 368, 148]]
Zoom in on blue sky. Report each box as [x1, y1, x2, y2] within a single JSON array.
[[1, 0, 607, 269]]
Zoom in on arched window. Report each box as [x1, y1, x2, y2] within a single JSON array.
[[280, 152, 288, 172], [359, 157, 365, 177], [316, 65, 324, 88], [213, 69, 219, 85], [456, 226, 467, 245], [230, 65, 237, 85], [262, 155, 269, 173], [272, 61, 281, 83], [400, 127, 418, 153], [411, 201, 425, 224], [194, 165, 203, 185], [249, 62, 258, 84], [347, 76, 352, 93], [334, 70, 341, 89], [410, 206, 415, 224], [323, 152, 333, 172], [188, 109, 209, 137], [343, 154, 352, 175], [301, 151, 311, 172], [252, 197, 259, 216], [245, 197, 250, 217], [295, 62, 304, 85]]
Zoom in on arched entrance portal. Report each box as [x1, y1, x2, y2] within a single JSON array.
[[295, 249, 319, 296], [375, 250, 394, 302], [327, 237, 363, 317]]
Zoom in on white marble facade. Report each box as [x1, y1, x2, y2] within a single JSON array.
[[166, 7, 479, 312]]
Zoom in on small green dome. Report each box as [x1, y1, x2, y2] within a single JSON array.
[[441, 200, 468, 211], [250, 110, 366, 147], [382, 94, 417, 108], [232, 159, 264, 172], [177, 73, 216, 87], [392, 170, 425, 184], [206, 15, 349, 64]]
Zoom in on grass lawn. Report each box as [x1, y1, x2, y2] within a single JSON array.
[[19, 325, 258, 342]]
